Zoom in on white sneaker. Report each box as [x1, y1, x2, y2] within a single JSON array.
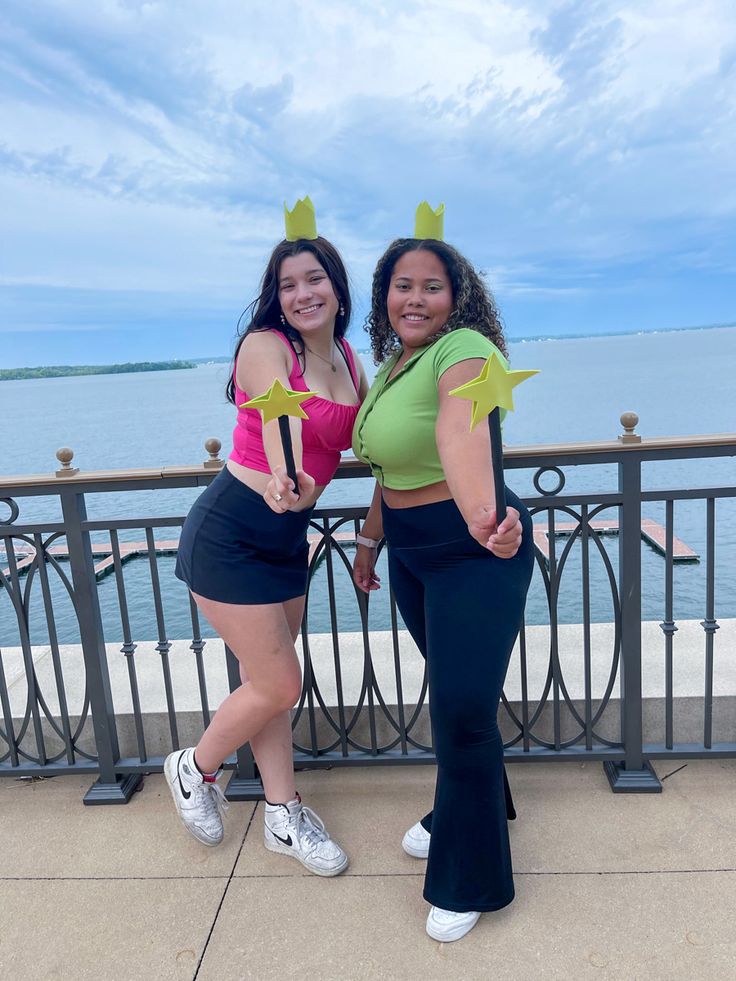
[[426, 907, 481, 943], [164, 748, 227, 847], [402, 820, 431, 858], [264, 796, 349, 877]]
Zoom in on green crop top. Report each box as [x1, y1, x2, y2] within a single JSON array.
[[352, 328, 507, 489]]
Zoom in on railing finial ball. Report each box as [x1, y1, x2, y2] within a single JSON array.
[[203, 437, 223, 469], [55, 447, 79, 477], [619, 412, 641, 444]]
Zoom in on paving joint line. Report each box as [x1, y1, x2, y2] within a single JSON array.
[[0, 874, 245, 881], [227, 867, 736, 880], [3, 868, 735, 884], [3, 868, 736, 884], [516, 867, 736, 876], [193, 801, 258, 980], [661, 763, 690, 780]]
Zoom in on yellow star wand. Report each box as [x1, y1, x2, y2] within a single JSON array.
[[241, 378, 317, 496], [449, 353, 539, 522]]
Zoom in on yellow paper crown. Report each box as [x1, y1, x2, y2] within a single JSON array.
[[284, 196, 318, 241], [414, 201, 445, 240]]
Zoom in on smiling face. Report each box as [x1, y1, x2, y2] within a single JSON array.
[[386, 249, 454, 353], [278, 251, 340, 337]]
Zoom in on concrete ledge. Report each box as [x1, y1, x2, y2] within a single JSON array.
[[2, 620, 735, 762]]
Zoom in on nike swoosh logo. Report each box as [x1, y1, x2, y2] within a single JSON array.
[[270, 830, 292, 847], [177, 755, 191, 799]]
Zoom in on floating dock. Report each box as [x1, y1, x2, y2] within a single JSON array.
[[1, 533, 357, 581], [532, 519, 699, 564], [2, 522, 698, 582]]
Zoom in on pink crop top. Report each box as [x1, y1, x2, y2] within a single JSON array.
[[230, 329, 362, 485]]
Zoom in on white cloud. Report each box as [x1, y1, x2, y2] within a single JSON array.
[[199, 1, 559, 113], [606, 1, 735, 110], [0, 0, 734, 316]]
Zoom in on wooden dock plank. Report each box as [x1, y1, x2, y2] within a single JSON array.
[[306, 531, 354, 564], [533, 519, 699, 563], [640, 518, 699, 560]]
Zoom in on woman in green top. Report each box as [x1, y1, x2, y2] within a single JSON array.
[[352, 237, 534, 943]]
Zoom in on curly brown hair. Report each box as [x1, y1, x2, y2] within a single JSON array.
[[366, 238, 507, 364]]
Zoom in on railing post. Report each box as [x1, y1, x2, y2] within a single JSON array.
[[223, 644, 264, 800], [604, 422, 661, 792], [59, 487, 142, 803]]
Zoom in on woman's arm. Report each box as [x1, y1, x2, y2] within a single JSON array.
[[360, 480, 383, 541], [352, 481, 383, 592], [237, 332, 315, 509], [436, 358, 522, 558]]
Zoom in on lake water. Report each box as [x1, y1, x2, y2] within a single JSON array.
[[2, 326, 735, 645]]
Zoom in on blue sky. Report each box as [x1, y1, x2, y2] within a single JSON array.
[[1, 0, 735, 367]]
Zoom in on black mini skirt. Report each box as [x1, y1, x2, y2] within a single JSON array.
[[175, 466, 314, 605]]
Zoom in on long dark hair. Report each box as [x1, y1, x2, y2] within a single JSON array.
[[367, 238, 507, 364], [226, 237, 352, 403]]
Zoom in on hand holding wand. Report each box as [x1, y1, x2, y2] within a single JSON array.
[[241, 378, 317, 499], [449, 353, 538, 523]]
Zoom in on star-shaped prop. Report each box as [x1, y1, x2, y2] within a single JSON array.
[[240, 378, 317, 425], [449, 353, 539, 430], [449, 352, 538, 525], [241, 378, 319, 500]]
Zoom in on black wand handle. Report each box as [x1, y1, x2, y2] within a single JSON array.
[[278, 415, 299, 498], [488, 407, 507, 524]]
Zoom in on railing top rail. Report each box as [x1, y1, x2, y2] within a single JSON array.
[[504, 431, 736, 459], [0, 465, 207, 489], [1, 430, 735, 494]]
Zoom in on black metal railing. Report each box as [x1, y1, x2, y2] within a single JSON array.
[[1, 419, 735, 802]]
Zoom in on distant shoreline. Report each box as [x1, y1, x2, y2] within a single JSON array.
[[0, 360, 197, 381], [3, 322, 734, 377], [508, 320, 736, 344]]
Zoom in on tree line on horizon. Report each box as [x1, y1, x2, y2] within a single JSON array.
[[0, 360, 197, 381]]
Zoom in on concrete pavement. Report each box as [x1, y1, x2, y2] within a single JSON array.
[[1, 760, 735, 980]]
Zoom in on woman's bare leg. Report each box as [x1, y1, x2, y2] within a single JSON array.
[[241, 595, 305, 802], [192, 593, 302, 775], [175, 593, 346, 873]]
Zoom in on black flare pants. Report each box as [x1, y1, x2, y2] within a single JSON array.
[[381, 490, 534, 912]]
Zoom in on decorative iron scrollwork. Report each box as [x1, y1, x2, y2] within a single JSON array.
[[0, 498, 20, 525], [533, 467, 565, 497]]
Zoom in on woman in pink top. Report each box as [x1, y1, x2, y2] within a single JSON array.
[[168, 223, 368, 876]]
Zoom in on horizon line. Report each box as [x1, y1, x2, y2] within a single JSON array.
[[4, 320, 734, 371]]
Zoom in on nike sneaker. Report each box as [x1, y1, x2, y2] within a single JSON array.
[[164, 747, 227, 846], [264, 795, 349, 876]]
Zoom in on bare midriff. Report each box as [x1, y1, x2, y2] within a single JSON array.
[[226, 459, 325, 511], [382, 479, 452, 510]]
